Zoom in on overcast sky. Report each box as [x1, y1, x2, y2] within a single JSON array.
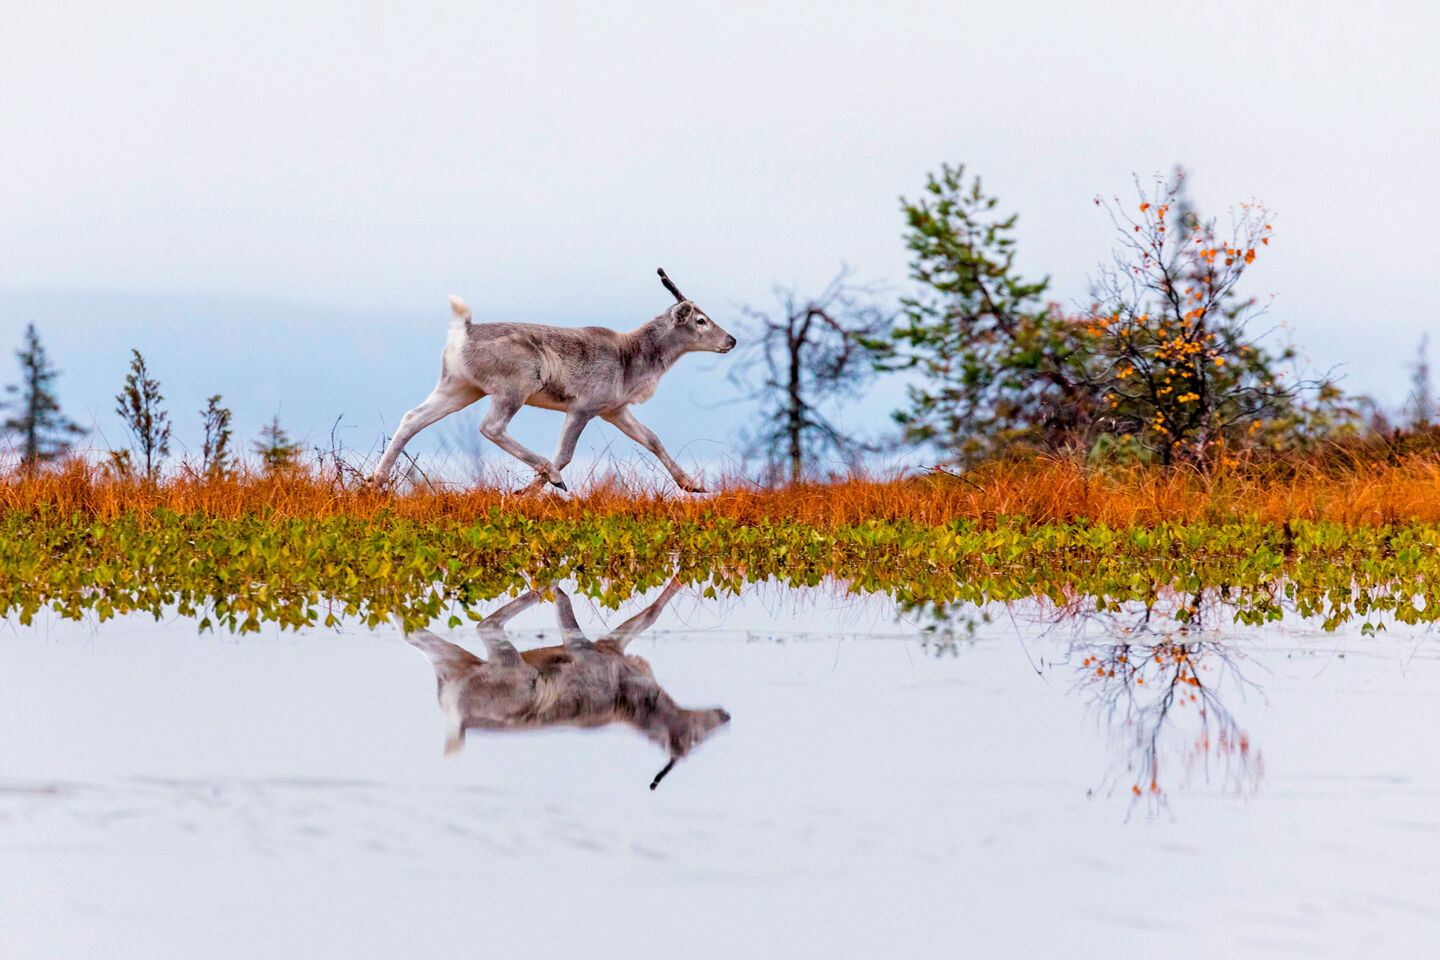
[[1, 1, 1435, 476]]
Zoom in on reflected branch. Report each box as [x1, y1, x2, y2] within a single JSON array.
[[1070, 629, 1264, 816]]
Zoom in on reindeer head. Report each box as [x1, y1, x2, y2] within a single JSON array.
[[649, 706, 732, 790], [657, 268, 737, 354]]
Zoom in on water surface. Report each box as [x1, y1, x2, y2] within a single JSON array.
[[1, 585, 1437, 957]]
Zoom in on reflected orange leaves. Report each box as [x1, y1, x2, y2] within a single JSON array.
[[1071, 630, 1265, 814]]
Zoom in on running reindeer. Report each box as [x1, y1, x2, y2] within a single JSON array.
[[371, 269, 736, 494], [394, 577, 730, 789]]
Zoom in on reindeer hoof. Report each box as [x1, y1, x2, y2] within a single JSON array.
[[552, 480, 568, 491]]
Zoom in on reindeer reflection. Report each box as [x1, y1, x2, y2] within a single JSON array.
[[394, 577, 729, 789], [1070, 629, 1264, 813]]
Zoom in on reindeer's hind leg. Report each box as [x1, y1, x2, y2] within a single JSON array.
[[520, 407, 595, 495], [391, 616, 484, 682], [552, 588, 602, 659], [373, 374, 481, 486], [551, 408, 597, 474]]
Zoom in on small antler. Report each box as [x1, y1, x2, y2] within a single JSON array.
[[656, 267, 686, 303], [649, 756, 678, 790]]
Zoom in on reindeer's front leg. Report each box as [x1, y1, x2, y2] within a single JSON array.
[[599, 575, 686, 650], [602, 407, 705, 493], [552, 408, 596, 475], [515, 410, 595, 496], [475, 589, 543, 666]]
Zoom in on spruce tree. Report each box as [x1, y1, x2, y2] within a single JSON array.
[[869, 164, 1078, 464], [254, 414, 301, 472], [3, 324, 85, 470]]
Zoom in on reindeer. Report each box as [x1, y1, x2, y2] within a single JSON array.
[[371, 269, 736, 494], [393, 577, 730, 789]]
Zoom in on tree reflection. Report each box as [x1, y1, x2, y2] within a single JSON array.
[[914, 590, 1269, 812], [1068, 626, 1264, 815]]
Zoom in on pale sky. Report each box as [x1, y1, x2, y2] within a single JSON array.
[[1, 1, 1435, 475]]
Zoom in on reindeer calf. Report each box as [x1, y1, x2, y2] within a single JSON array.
[[372, 269, 735, 493], [395, 578, 730, 789]]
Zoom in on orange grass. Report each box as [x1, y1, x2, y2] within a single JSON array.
[[3, 453, 1440, 527]]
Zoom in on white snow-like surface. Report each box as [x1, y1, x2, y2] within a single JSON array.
[[1, 587, 1437, 958]]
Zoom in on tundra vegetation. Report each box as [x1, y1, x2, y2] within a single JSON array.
[[1, 162, 1437, 634], [0, 455, 1436, 634]]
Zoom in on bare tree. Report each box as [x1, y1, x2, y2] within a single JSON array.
[[730, 267, 891, 484]]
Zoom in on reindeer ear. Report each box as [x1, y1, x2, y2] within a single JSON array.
[[674, 302, 693, 322]]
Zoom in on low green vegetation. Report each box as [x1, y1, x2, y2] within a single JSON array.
[[0, 509, 1434, 634]]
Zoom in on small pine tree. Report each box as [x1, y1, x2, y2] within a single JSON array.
[[869, 164, 1073, 464], [115, 350, 171, 481], [200, 395, 233, 478], [253, 414, 300, 472], [2, 324, 86, 470]]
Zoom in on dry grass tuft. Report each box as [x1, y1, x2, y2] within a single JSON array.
[[3, 450, 1439, 527]]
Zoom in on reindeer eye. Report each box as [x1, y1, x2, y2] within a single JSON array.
[[696, 316, 708, 326]]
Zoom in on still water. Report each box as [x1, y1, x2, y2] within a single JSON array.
[[1, 582, 1437, 958]]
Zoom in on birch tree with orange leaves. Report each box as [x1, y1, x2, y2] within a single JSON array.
[[1085, 169, 1344, 465]]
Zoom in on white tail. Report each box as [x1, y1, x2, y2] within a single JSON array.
[[448, 295, 471, 324]]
